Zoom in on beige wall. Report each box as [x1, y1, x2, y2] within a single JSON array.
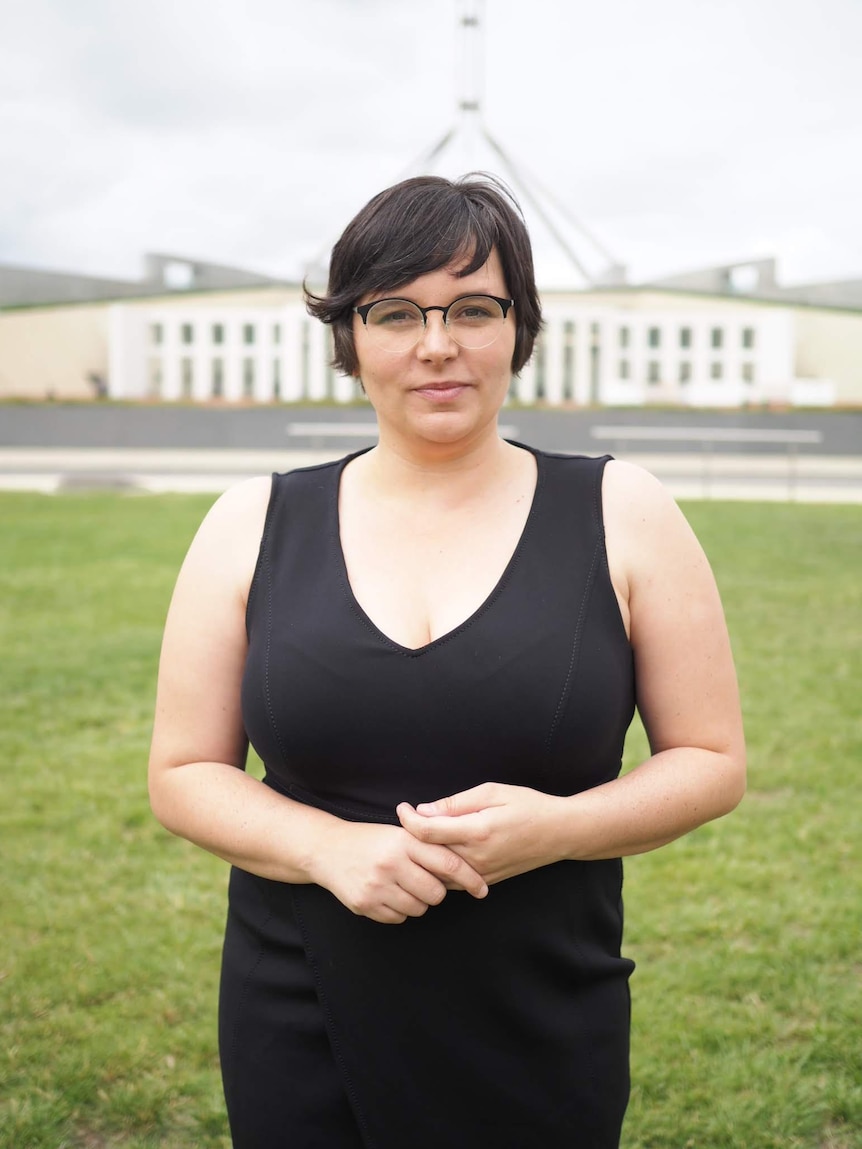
[[0, 303, 110, 399], [793, 308, 862, 404], [0, 287, 304, 399]]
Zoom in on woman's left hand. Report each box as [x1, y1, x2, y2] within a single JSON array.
[[396, 783, 567, 886]]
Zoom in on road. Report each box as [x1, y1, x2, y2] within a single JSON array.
[[1, 403, 861, 454], [0, 404, 860, 501]]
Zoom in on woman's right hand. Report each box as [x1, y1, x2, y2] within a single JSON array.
[[310, 821, 489, 924]]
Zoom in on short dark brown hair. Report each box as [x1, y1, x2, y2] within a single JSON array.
[[305, 174, 542, 377]]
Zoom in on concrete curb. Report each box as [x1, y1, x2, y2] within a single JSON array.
[[1, 448, 861, 502]]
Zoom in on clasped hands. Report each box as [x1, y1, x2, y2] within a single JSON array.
[[316, 783, 567, 925]]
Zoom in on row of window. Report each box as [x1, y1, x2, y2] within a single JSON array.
[[619, 359, 756, 383], [149, 356, 283, 399], [150, 320, 758, 354], [150, 322, 282, 348], [619, 325, 756, 351]]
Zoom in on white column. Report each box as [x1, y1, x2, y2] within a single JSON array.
[[255, 315, 273, 402], [516, 357, 537, 403], [223, 321, 242, 402], [573, 316, 591, 406], [107, 305, 142, 399], [280, 308, 305, 401], [334, 372, 356, 402], [691, 320, 710, 406], [542, 316, 565, 406], [595, 317, 615, 405], [630, 318, 647, 405], [192, 318, 210, 401], [307, 320, 329, 401]]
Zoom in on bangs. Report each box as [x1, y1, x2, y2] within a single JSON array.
[[344, 190, 498, 300]]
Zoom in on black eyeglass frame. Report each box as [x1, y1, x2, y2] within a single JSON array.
[[353, 294, 515, 327]]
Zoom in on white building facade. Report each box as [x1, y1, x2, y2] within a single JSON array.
[[108, 294, 801, 409]]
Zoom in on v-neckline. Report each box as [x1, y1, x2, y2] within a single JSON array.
[[332, 442, 544, 656]]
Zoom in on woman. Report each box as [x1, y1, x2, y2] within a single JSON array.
[[149, 174, 746, 1148]]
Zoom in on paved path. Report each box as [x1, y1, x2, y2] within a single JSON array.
[[2, 404, 861, 456], [2, 446, 861, 502]]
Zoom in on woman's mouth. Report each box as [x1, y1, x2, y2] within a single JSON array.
[[413, 382, 470, 402]]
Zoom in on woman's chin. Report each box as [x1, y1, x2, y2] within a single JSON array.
[[406, 408, 496, 446]]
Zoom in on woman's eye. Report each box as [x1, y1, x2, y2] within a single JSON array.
[[451, 300, 495, 322], [370, 303, 420, 326]]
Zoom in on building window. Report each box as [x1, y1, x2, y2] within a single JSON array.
[[181, 323, 194, 346], [562, 320, 576, 400], [162, 260, 193, 290], [741, 327, 755, 350], [710, 361, 723, 380], [148, 358, 162, 397], [273, 324, 282, 345], [711, 327, 723, 349], [561, 346, 575, 398], [647, 327, 661, 348], [741, 362, 756, 383], [647, 361, 660, 384], [679, 326, 692, 349], [618, 325, 630, 349], [212, 323, 225, 345], [212, 358, 224, 398], [150, 323, 163, 346], [301, 323, 310, 395], [181, 357, 194, 397], [679, 361, 691, 384], [273, 359, 282, 400], [619, 358, 630, 380], [243, 358, 255, 398], [534, 340, 546, 400], [243, 324, 255, 346]]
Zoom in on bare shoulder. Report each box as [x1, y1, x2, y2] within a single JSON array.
[[600, 458, 717, 636], [196, 474, 273, 538], [602, 457, 683, 526], [177, 475, 273, 602], [601, 458, 703, 567]]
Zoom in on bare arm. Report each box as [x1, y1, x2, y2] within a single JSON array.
[[559, 457, 746, 857], [398, 461, 746, 877], [148, 477, 487, 922]]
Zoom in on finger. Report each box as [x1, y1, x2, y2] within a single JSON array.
[[411, 783, 500, 818], [413, 842, 489, 899], [371, 906, 408, 925], [386, 888, 436, 919], [398, 803, 487, 846], [401, 869, 448, 909]]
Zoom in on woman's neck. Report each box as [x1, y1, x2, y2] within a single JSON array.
[[353, 426, 526, 508]]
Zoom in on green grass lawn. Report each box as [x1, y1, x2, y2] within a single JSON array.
[[1, 493, 860, 1148]]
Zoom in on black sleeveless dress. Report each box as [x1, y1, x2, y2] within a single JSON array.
[[221, 445, 636, 1149]]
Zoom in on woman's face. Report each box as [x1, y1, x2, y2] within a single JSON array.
[[352, 248, 516, 450]]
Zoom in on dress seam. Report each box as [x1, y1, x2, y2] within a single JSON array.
[[290, 890, 377, 1148], [226, 899, 273, 1067], [544, 539, 601, 752], [262, 547, 292, 772]]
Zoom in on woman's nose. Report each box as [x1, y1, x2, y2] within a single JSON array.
[[416, 313, 458, 358]]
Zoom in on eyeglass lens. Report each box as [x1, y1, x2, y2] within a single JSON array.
[[364, 296, 507, 351]]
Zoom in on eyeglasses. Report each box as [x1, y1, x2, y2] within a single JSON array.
[[353, 294, 514, 353]]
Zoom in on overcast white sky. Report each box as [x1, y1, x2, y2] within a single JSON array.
[[1, 0, 861, 287]]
